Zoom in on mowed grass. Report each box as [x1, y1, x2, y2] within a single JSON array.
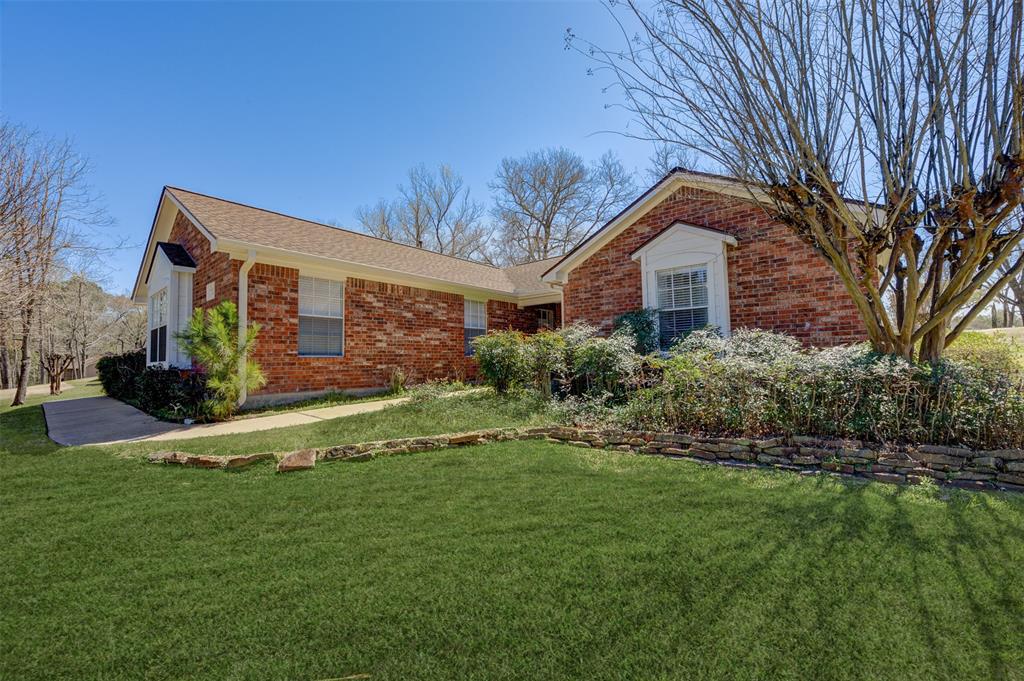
[[2, 387, 1024, 680]]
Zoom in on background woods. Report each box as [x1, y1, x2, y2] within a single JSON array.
[[0, 121, 141, 401]]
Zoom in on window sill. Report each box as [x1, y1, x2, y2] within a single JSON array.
[[298, 354, 345, 358]]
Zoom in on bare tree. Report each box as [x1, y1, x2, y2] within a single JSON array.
[[996, 245, 1023, 324], [355, 199, 398, 241], [575, 0, 1023, 362], [1, 122, 103, 405], [355, 164, 490, 259], [490, 148, 638, 264], [646, 142, 697, 184]]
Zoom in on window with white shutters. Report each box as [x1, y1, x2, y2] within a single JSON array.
[[298, 276, 344, 356], [656, 266, 709, 350], [464, 300, 486, 356]]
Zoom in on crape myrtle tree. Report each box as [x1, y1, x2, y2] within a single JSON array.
[[573, 0, 1023, 362]]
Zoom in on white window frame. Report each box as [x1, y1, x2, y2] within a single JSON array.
[[631, 221, 735, 349], [464, 299, 487, 356], [149, 288, 168, 364], [655, 265, 710, 350], [298, 275, 345, 357], [537, 308, 554, 329]]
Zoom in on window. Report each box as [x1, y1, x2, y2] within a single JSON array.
[[656, 266, 709, 350], [149, 289, 168, 363], [464, 299, 486, 355], [298, 276, 343, 356], [537, 308, 554, 329]]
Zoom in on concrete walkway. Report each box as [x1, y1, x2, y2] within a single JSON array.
[[43, 395, 409, 446]]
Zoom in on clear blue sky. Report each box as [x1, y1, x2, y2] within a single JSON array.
[[1, 1, 655, 295]]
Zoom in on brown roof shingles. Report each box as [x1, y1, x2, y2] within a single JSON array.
[[166, 187, 555, 295]]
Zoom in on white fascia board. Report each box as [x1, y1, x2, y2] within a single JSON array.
[[540, 175, 685, 284], [131, 190, 217, 303]]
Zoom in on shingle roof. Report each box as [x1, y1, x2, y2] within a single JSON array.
[[165, 187, 554, 295], [156, 241, 197, 268], [501, 257, 563, 291]]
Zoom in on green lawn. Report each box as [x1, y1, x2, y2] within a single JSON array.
[[2, 386, 1023, 680]]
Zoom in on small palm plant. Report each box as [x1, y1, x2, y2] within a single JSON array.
[[175, 301, 266, 420]]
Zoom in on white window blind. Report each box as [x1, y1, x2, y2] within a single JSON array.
[[656, 266, 709, 350], [298, 276, 343, 356], [464, 299, 486, 356]]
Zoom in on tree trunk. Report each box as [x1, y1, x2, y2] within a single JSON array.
[[11, 327, 31, 406], [918, 321, 948, 365], [0, 342, 9, 390]]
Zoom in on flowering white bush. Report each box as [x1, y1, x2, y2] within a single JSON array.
[[617, 330, 1024, 449]]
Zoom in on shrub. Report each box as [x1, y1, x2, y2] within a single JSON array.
[[613, 308, 659, 354], [525, 330, 566, 397], [472, 330, 529, 394], [175, 301, 266, 420], [945, 331, 1024, 378], [96, 350, 146, 400], [406, 379, 472, 403], [98, 350, 210, 421], [608, 330, 1024, 449], [572, 330, 641, 398], [134, 368, 210, 421]]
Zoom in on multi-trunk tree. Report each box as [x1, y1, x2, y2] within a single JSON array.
[[578, 0, 1023, 362]]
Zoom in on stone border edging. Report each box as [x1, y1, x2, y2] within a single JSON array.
[[146, 426, 1024, 492]]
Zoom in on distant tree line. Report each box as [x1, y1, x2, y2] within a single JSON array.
[[1, 121, 144, 404], [354, 146, 689, 266]]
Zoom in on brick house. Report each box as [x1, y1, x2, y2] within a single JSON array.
[[132, 169, 865, 404]]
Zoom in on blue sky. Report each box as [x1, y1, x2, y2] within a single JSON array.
[[1, 1, 655, 294]]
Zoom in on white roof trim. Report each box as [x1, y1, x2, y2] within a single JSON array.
[[630, 221, 737, 262], [131, 189, 217, 303], [541, 173, 687, 284], [541, 169, 879, 283]]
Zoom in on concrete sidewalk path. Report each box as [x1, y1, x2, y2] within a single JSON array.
[[43, 395, 409, 446], [43, 397, 183, 446]]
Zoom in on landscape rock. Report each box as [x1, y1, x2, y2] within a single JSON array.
[[277, 448, 317, 472], [146, 451, 188, 464], [184, 455, 225, 469], [916, 451, 965, 467], [223, 452, 275, 469]]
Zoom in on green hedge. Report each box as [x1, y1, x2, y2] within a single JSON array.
[[96, 350, 209, 422], [616, 329, 1024, 450]]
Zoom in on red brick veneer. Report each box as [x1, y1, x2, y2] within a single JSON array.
[[168, 211, 238, 312], [562, 185, 865, 345]]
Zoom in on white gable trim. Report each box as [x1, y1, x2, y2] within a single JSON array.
[[541, 170, 880, 284], [541, 173, 688, 284], [630, 222, 737, 260], [131, 189, 217, 303]]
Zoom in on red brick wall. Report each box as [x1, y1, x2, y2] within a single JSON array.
[[158, 214, 563, 394], [247, 269, 474, 394], [562, 185, 865, 346], [487, 300, 536, 333], [168, 211, 238, 312]]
